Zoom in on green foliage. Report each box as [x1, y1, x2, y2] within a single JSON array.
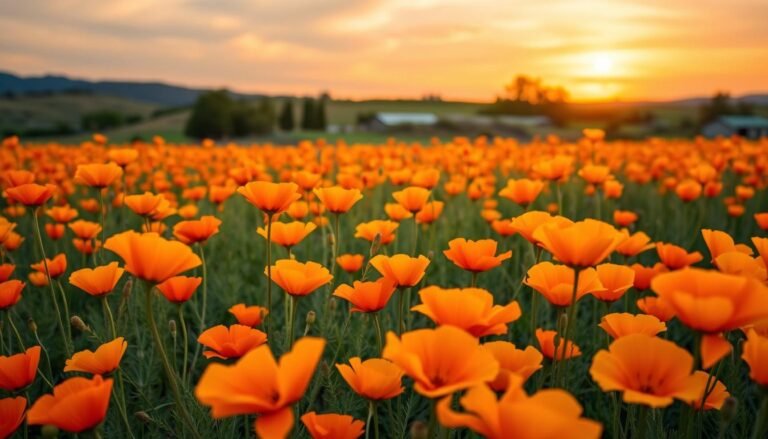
[[278, 100, 295, 131], [185, 90, 275, 139]]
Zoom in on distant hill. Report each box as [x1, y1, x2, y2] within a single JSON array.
[[0, 72, 266, 107]]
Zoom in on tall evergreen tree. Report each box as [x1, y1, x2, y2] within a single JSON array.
[[184, 90, 233, 139], [300, 98, 316, 131], [314, 97, 327, 131], [278, 100, 295, 131]]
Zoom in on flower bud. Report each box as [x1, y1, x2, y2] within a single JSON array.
[[410, 420, 428, 439], [135, 411, 153, 424], [70, 315, 89, 333], [169, 319, 177, 337], [41, 425, 60, 438], [27, 317, 38, 333], [306, 310, 316, 325]]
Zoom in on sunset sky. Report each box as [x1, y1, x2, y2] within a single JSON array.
[[2, 0, 767, 102]]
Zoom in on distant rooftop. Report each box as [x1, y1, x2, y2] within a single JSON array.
[[717, 115, 768, 128], [374, 112, 438, 126]]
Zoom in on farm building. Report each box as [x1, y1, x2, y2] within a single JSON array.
[[363, 112, 439, 131], [701, 116, 768, 139]]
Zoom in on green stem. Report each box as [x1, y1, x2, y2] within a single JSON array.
[[286, 295, 298, 348], [557, 267, 581, 387], [32, 210, 71, 356], [265, 215, 273, 337], [368, 400, 380, 439], [6, 311, 25, 350], [178, 305, 189, 385], [752, 392, 768, 439], [411, 217, 419, 256], [426, 399, 437, 439], [397, 288, 404, 335], [98, 189, 107, 263], [373, 313, 383, 354], [31, 329, 54, 389], [56, 280, 72, 349], [143, 282, 201, 439], [198, 244, 208, 332], [102, 296, 117, 339]]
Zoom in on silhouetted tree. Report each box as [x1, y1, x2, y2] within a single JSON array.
[[185, 90, 233, 139], [301, 98, 316, 131], [278, 100, 295, 131]]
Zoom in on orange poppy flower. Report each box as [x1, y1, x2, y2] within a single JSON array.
[[74, 162, 123, 188], [195, 337, 325, 439], [490, 219, 516, 237], [197, 324, 268, 359], [531, 155, 573, 181], [0, 263, 14, 282], [652, 268, 768, 368], [613, 210, 638, 227], [415, 201, 444, 225], [655, 242, 703, 270], [5, 183, 56, 206], [0, 218, 16, 243], [615, 230, 654, 257], [382, 325, 498, 398], [437, 379, 602, 439], [0, 279, 24, 309], [590, 334, 707, 408], [411, 168, 440, 189], [755, 213, 768, 231], [68, 220, 102, 240], [45, 223, 65, 240], [369, 254, 430, 288], [535, 329, 581, 360], [237, 181, 301, 214], [292, 170, 322, 191], [533, 219, 622, 268], [336, 357, 404, 400], [2, 232, 22, 252], [524, 262, 603, 307], [27, 375, 113, 433], [286, 201, 309, 220], [598, 313, 667, 339], [675, 179, 702, 202], [636, 296, 676, 322], [104, 231, 202, 283], [30, 253, 67, 278], [72, 238, 100, 255], [384, 203, 412, 222], [592, 263, 634, 302], [46, 205, 78, 223], [28, 271, 48, 287], [578, 164, 612, 185], [336, 254, 364, 273], [0, 346, 40, 391], [257, 221, 317, 248], [1, 169, 35, 188], [498, 178, 545, 207], [509, 211, 571, 244], [742, 329, 768, 386], [107, 147, 138, 166], [411, 287, 521, 337], [751, 237, 768, 268], [313, 186, 363, 214], [124, 192, 165, 217], [69, 262, 125, 297], [0, 396, 26, 439], [392, 186, 431, 213], [483, 341, 543, 391], [630, 263, 667, 291], [686, 371, 729, 411], [156, 275, 201, 303], [265, 260, 333, 297], [333, 279, 396, 313], [714, 251, 767, 280], [701, 229, 752, 262], [64, 337, 127, 375], [300, 412, 365, 439], [173, 215, 222, 245], [228, 303, 269, 327], [354, 220, 398, 245], [443, 238, 512, 273]]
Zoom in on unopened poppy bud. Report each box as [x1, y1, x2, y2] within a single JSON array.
[[306, 310, 316, 325], [329, 233, 336, 246], [70, 315, 89, 332], [27, 317, 38, 333], [721, 397, 737, 424], [169, 319, 177, 337], [135, 411, 153, 424], [410, 420, 428, 439], [41, 425, 59, 438], [370, 233, 382, 256], [557, 313, 568, 333], [427, 250, 434, 260]]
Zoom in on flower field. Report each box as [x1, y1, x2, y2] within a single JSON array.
[[1, 132, 767, 438]]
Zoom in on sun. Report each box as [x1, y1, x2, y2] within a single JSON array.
[[591, 53, 614, 75]]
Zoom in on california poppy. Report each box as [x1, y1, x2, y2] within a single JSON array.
[[74, 162, 123, 188], [533, 219, 622, 268], [411, 287, 521, 337], [535, 329, 581, 360], [655, 242, 703, 270], [443, 238, 511, 274], [615, 230, 654, 257], [333, 279, 396, 313], [195, 337, 325, 439], [45, 223, 65, 240], [592, 263, 634, 302], [369, 254, 430, 288], [354, 220, 398, 245], [68, 220, 102, 240], [0, 396, 26, 439], [30, 253, 67, 279], [384, 203, 412, 222], [382, 325, 498, 398], [1, 169, 35, 188], [636, 296, 676, 322], [613, 210, 638, 227], [483, 341, 543, 391], [652, 268, 768, 368], [0, 346, 39, 391], [0, 279, 24, 309], [336, 254, 364, 274], [590, 334, 707, 408], [0, 264, 15, 282], [578, 164, 612, 185], [742, 329, 768, 386], [437, 379, 602, 439], [257, 221, 317, 248], [414, 201, 444, 225], [173, 215, 222, 245], [5, 183, 56, 206], [524, 262, 603, 307], [107, 148, 138, 167], [313, 186, 363, 214], [714, 251, 767, 280], [156, 276, 202, 303], [265, 259, 332, 297], [197, 324, 268, 359], [392, 186, 431, 213], [336, 357, 404, 400], [300, 412, 365, 439], [47, 205, 78, 223], [27, 375, 113, 433], [69, 262, 125, 297], [228, 303, 268, 327], [630, 263, 667, 291], [104, 231, 201, 283], [237, 181, 301, 214], [498, 178, 545, 207], [64, 337, 127, 375], [598, 313, 667, 339]]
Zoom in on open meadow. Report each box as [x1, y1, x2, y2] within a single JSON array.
[[0, 132, 767, 438]]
